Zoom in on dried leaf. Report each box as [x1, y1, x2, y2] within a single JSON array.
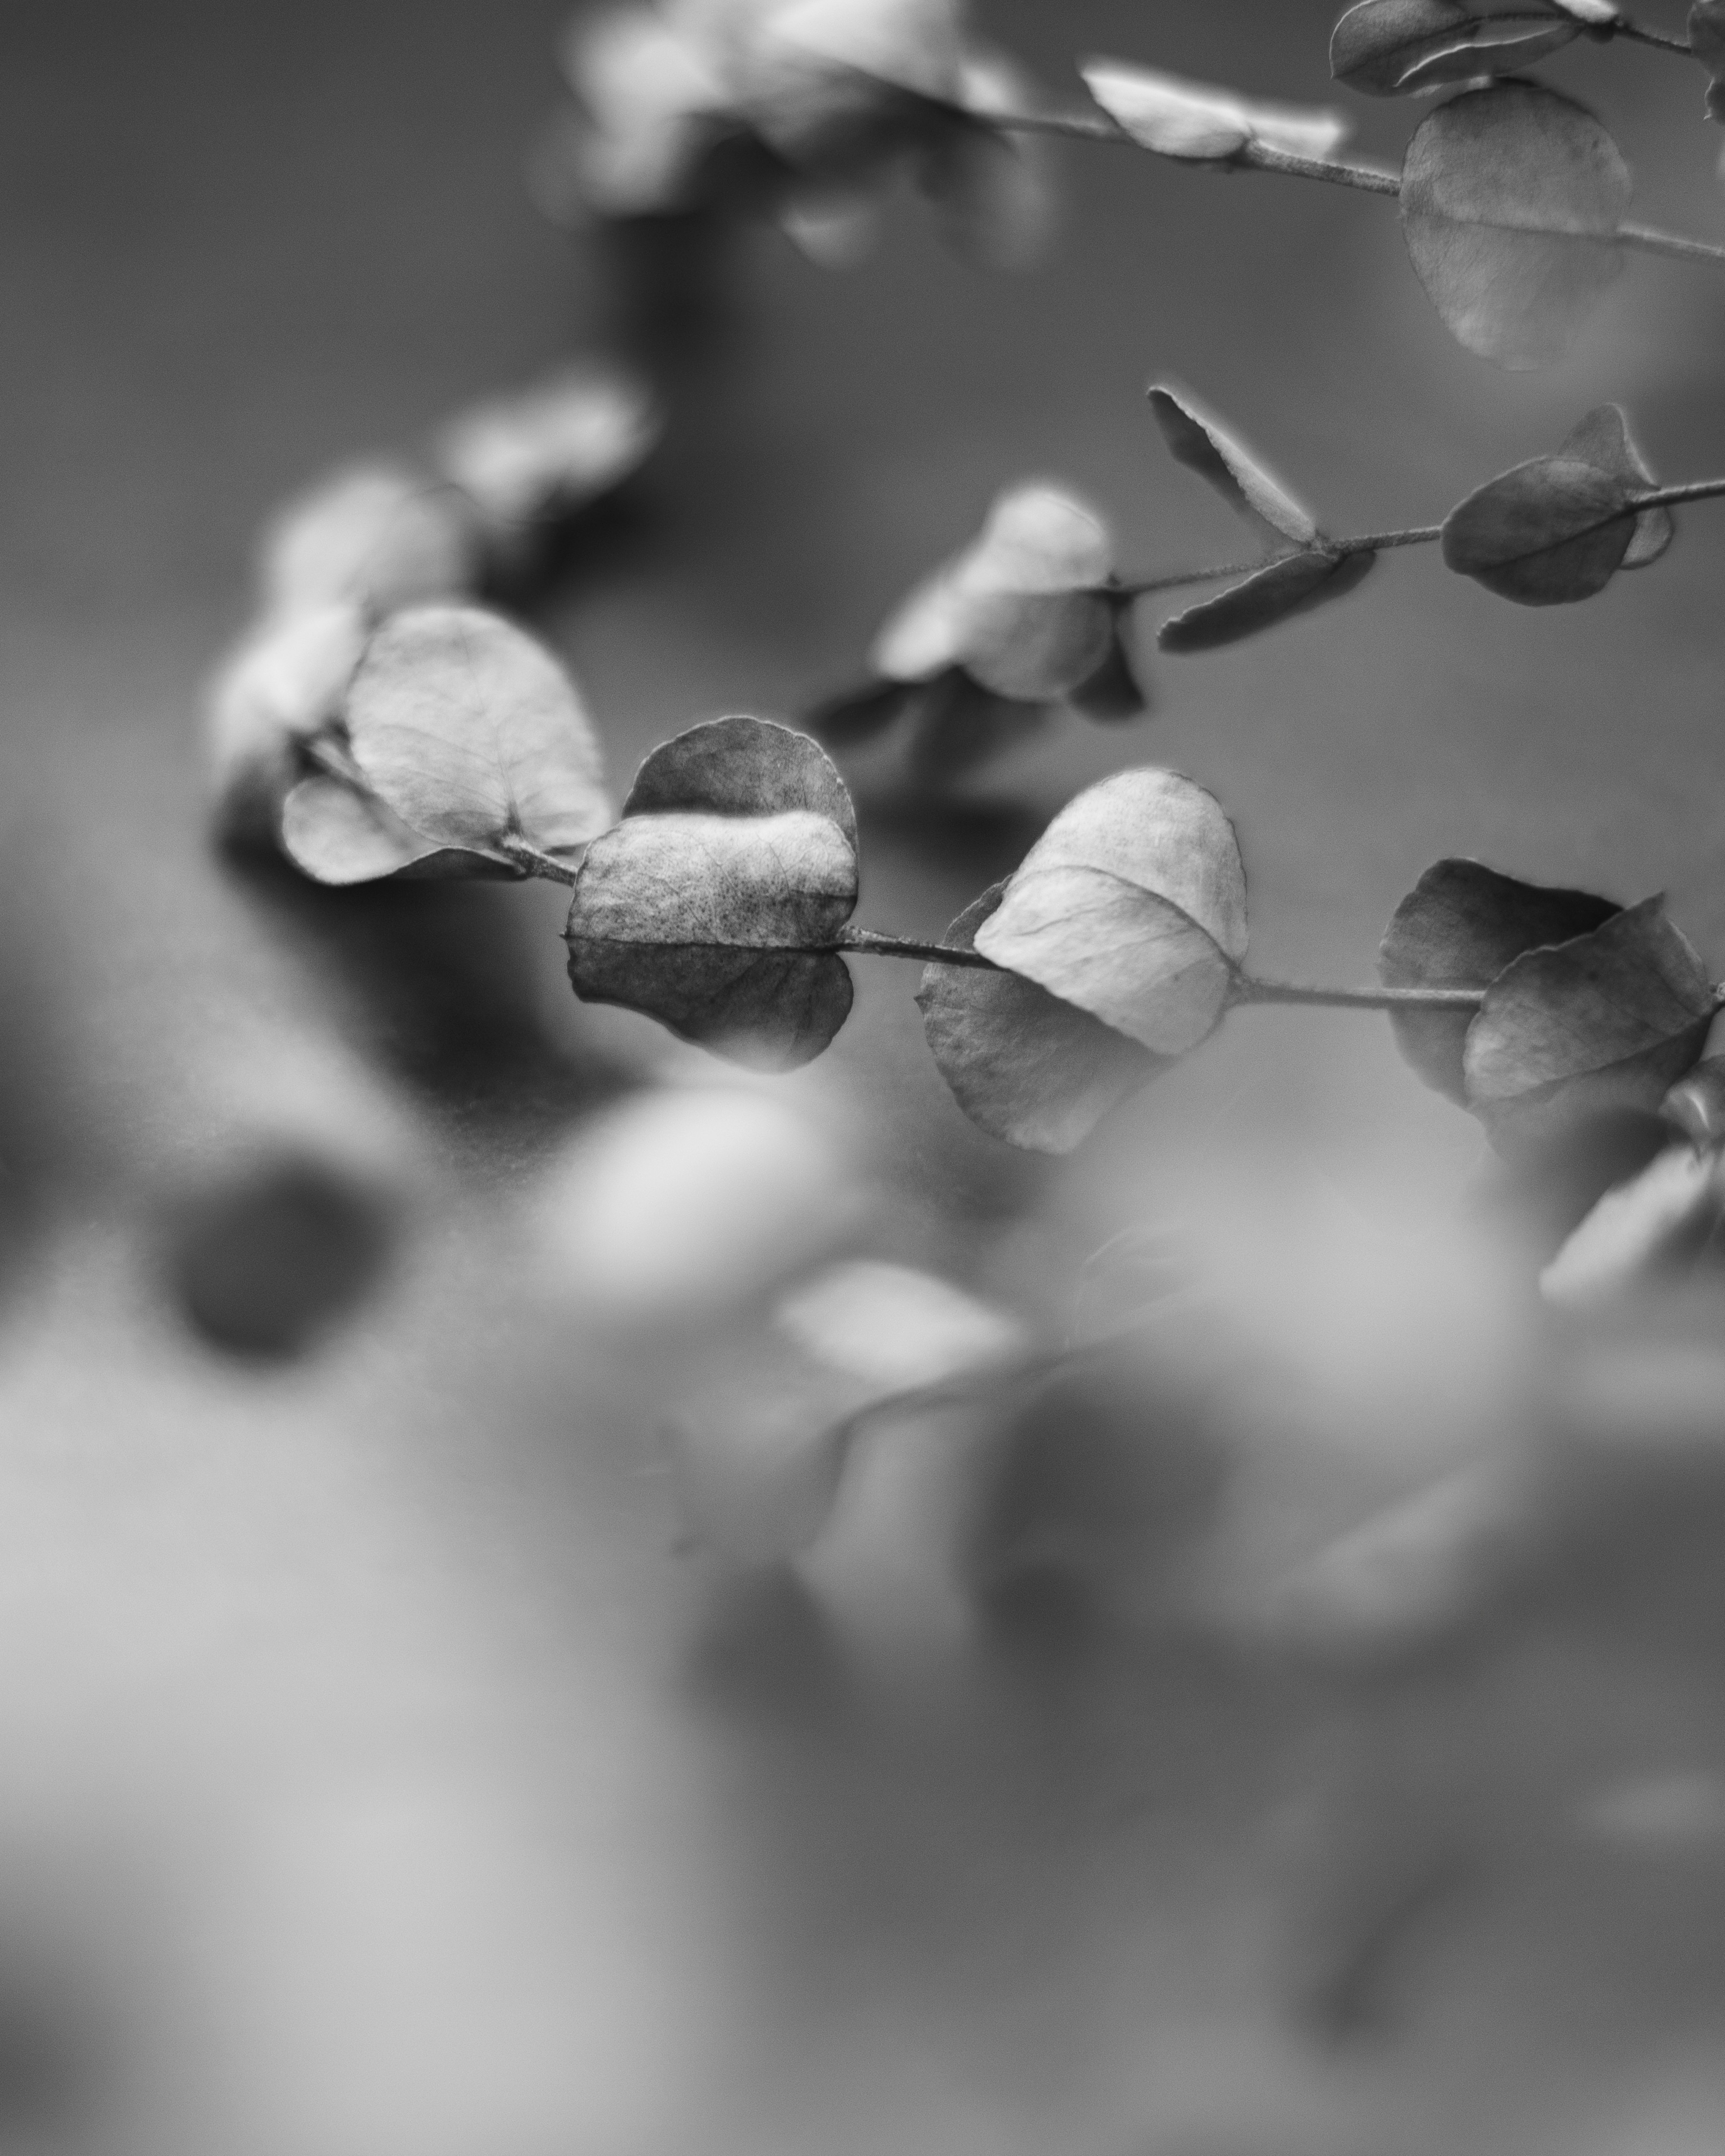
[[1541, 1144, 1725, 1307], [1663, 1055, 1725, 1148], [1560, 403, 1672, 568], [1442, 455, 1638, 603], [974, 769, 1247, 1056], [1380, 857, 1618, 1102], [1464, 897, 1718, 1150], [343, 604, 611, 866], [1146, 384, 1321, 546], [918, 883, 1162, 1152], [1081, 57, 1350, 163], [1399, 82, 1631, 368], [564, 716, 860, 1070], [871, 483, 1117, 699], [1159, 548, 1376, 652], [1691, 2, 1725, 124], [1331, 2, 1583, 99], [258, 462, 481, 619], [279, 774, 514, 887]]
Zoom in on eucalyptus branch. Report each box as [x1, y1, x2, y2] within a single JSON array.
[[1231, 976, 1486, 1012], [500, 834, 582, 884]]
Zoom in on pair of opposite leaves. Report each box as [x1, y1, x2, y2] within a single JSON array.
[[1085, 53, 1672, 370]]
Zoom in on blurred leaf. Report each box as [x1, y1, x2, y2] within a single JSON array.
[[929, 48, 1057, 268], [1399, 82, 1630, 367], [564, 716, 860, 1069], [1559, 403, 1673, 568], [974, 769, 1247, 1056], [805, 675, 921, 748], [280, 775, 516, 887], [1380, 858, 1618, 1102], [555, 4, 735, 217], [756, 0, 965, 106], [1663, 1055, 1725, 1147], [1442, 455, 1638, 602], [1146, 384, 1322, 546], [1159, 548, 1376, 651], [1464, 897, 1718, 1150], [1068, 609, 1148, 719], [872, 483, 1117, 699], [431, 365, 661, 555], [1541, 1144, 1725, 1306], [206, 602, 368, 842], [1080, 57, 1350, 163], [900, 672, 1048, 783], [258, 462, 481, 619], [1692, 2, 1725, 123], [344, 604, 611, 865], [1331, 2, 1583, 98], [918, 882, 1162, 1153]]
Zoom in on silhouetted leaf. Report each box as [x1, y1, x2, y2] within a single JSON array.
[[1561, 403, 1673, 568], [1146, 385, 1321, 546], [1442, 455, 1638, 602], [1081, 57, 1349, 162], [1541, 1144, 1725, 1306], [1691, 2, 1725, 123], [1159, 548, 1376, 651], [1380, 858, 1619, 1101], [1663, 1055, 1725, 1147], [564, 716, 860, 1069], [873, 483, 1118, 699], [1331, 2, 1583, 99], [1465, 898, 1718, 1151], [974, 769, 1247, 1056], [918, 882, 1161, 1152], [1400, 82, 1630, 367], [343, 604, 611, 866], [258, 462, 481, 619], [280, 774, 515, 886]]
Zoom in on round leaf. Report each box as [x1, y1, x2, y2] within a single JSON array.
[[622, 710, 858, 848], [1146, 384, 1320, 547], [1080, 57, 1349, 163], [343, 604, 612, 864], [258, 461, 481, 619], [973, 769, 1247, 1056], [1158, 548, 1376, 653], [1559, 404, 1672, 569], [918, 883, 1162, 1153], [1399, 82, 1630, 368], [1442, 455, 1637, 603], [1380, 857, 1618, 1102], [1331, 2, 1583, 99], [206, 601, 368, 841], [754, 0, 965, 107], [1464, 897, 1718, 1151], [431, 365, 661, 549], [279, 774, 516, 887]]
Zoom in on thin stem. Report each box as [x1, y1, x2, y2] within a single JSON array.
[[1238, 143, 1402, 194], [497, 834, 581, 885], [1119, 524, 1442, 597], [1613, 18, 1696, 55], [1634, 476, 1725, 510], [835, 927, 1000, 970], [1618, 221, 1725, 266], [1233, 976, 1486, 1012], [1117, 557, 1274, 599], [1336, 523, 1446, 554]]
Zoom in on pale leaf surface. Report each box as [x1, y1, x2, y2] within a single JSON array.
[[1146, 385, 1320, 546], [1081, 57, 1349, 163], [258, 461, 481, 619]]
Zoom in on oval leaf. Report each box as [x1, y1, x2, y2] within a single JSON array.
[[258, 462, 481, 619], [1399, 82, 1630, 368], [1541, 1144, 1724, 1308], [1332, 2, 1582, 99], [1560, 403, 1672, 569], [1081, 57, 1349, 163], [431, 365, 661, 548], [918, 883, 1162, 1153], [1380, 857, 1618, 1102], [1442, 455, 1637, 603], [1158, 548, 1376, 652], [1464, 897, 1718, 1150], [973, 769, 1247, 1056], [1146, 384, 1321, 546], [343, 604, 612, 865], [564, 717, 860, 1071], [279, 774, 515, 887]]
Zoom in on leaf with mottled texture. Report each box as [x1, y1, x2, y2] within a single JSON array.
[[564, 716, 860, 1070], [1146, 385, 1321, 546], [1331, 1, 1583, 98], [1560, 404, 1672, 568], [1159, 549, 1376, 652], [1464, 898, 1718, 1151], [343, 604, 611, 866], [1541, 1144, 1725, 1307], [1399, 82, 1630, 368], [974, 770, 1247, 1056], [1442, 455, 1638, 603], [918, 883, 1161, 1152], [1380, 859, 1620, 1101], [1081, 57, 1349, 163], [258, 462, 481, 619]]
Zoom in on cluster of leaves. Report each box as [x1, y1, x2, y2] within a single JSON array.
[[535, 0, 1053, 266], [207, 364, 657, 858]]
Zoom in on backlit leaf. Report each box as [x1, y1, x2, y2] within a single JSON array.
[[564, 716, 860, 1070], [206, 602, 368, 841], [1331, 2, 1583, 99], [1158, 548, 1376, 652], [918, 882, 1162, 1152], [974, 769, 1247, 1056], [1464, 897, 1718, 1151], [1081, 57, 1350, 163], [1442, 454, 1637, 602], [1560, 403, 1672, 568], [258, 462, 481, 619], [1399, 82, 1630, 368], [279, 774, 514, 887], [1147, 384, 1321, 546], [1541, 1144, 1725, 1307], [343, 604, 611, 866], [1380, 859, 1619, 1100]]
